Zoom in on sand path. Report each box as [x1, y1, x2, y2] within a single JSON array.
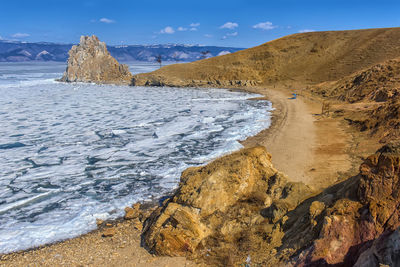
[[243, 87, 354, 190]]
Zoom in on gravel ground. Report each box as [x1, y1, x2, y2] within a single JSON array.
[[0, 212, 199, 267]]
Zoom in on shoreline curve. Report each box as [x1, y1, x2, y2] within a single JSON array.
[[0, 84, 357, 266]]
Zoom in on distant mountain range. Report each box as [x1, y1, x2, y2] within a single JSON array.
[[0, 40, 244, 62]]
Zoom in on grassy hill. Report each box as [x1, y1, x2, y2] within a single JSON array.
[[133, 27, 400, 88]]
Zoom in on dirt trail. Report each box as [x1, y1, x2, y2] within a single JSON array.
[[242, 87, 354, 190]]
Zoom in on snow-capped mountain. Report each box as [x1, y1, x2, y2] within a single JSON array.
[[0, 40, 243, 62]]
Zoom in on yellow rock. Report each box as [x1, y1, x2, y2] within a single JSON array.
[[102, 228, 116, 237]]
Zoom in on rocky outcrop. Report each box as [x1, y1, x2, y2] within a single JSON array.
[[312, 58, 400, 103], [132, 73, 260, 88], [354, 227, 400, 267], [60, 35, 132, 85], [312, 58, 400, 143], [293, 141, 400, 266], [142, 146, 313, 265], [141, 143, 400, 266]]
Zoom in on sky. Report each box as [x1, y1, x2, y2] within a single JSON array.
[[0, 0, 399, 48]]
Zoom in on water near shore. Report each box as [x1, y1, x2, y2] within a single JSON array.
[[0, 62, 272, 254]]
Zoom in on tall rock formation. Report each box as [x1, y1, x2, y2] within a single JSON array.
[[61, 35, 133, 85]]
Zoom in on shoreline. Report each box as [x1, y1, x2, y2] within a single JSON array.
[[242, 86, 358, 190], [0, 84, 361, 266]]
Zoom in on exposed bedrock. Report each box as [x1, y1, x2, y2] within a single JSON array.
[[288, 141, 400, 267], [132, 73, 260, 88], [141, 142, 400, 266], [142, 146, 314, 265], [312, 58, 400, 143], [60, 35, 132, 85]]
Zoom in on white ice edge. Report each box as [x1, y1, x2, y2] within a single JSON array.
[[0, 69, 273, 254]]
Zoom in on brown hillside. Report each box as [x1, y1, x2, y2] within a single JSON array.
[[133, 27, 400, 88], [312, 57, 400, 102], [311, 58, 400, 143]]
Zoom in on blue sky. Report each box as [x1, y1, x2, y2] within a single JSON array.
[[0, 0, 399, 48]]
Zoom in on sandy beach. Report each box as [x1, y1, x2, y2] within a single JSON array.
[[243, 87, 357, 190], [0, 86, 361, 266]]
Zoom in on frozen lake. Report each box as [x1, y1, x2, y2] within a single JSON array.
[[0, 61, 272, 253]]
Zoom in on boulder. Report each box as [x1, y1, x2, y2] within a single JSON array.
[[142, 146, 313, 263], [102, 228, 116, 237], [354, 228, 400, 267], [358, 141, 400, 232], [124, 206, 139, 220], [60, 35, 132, 85]]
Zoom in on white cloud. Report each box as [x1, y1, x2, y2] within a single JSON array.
[[252, 21, 276, 30], [99, 18, 115, 24], [222, 32, 238, 39], [160, 26, 175, 34], [12, 33, 30, 38], [186, 23, 200, 31], [220, 22, 238, 30], [204, 34, 213, 38], [299, 29, 315, 33], [0, 35, 3, 40], [177, 27, 187, 31]]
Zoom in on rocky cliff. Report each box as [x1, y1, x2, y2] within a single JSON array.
[[141, 143, 400, 266], [60, 35, 133, 85]]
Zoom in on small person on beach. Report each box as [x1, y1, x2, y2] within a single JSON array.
[[288, 93, 297, 99]]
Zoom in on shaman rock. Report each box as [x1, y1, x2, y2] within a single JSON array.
[[61, 35, 132, 85]]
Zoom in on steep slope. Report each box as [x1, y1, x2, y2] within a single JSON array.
[[311, 58, 400, 143], [312, 57, 400, 102], [133, 27, 400, 88]]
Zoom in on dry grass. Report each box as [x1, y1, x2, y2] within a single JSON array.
[[134, 27, 400, 88]]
